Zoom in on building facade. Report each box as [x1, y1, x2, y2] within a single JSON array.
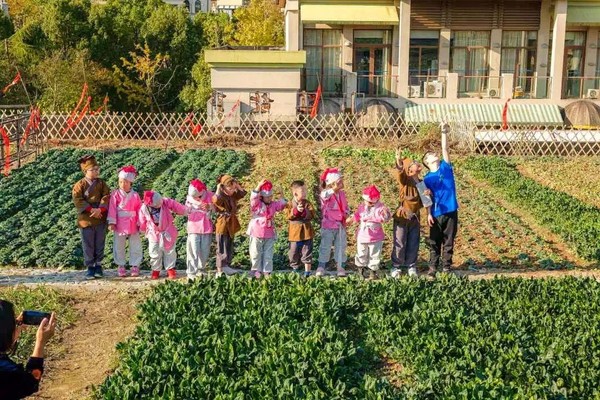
[[286, 0, 600, 107]]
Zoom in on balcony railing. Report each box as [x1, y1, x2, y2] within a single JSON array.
[[457, 75, 504, 98], [356, 74, 396, 98], [562, 76, 600, 99], [302, 71, 346, 97], [512, 76, 552, 99]]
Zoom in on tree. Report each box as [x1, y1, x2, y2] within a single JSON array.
[[0, 9, 14, 40], [5, 0, 42, 30], [34, 49, 112, 111], [179, 12, 235, 112], [42, 0, 91, 51], [88, 0, 160, 72], [233, 0, 284, 47], [113, 43, 171, 112]]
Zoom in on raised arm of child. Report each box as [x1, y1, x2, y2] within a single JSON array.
[[441, 123, 451, 164]]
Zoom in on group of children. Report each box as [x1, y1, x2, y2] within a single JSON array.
[[72, 129, 458, 280]]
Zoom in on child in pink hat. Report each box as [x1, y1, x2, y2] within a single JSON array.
[[246, 179, 287, 278], [185, 179, 214, 280], [139, 190, 188, 279], [317, 168, 351, 277], [346, 185, 391, 280], [107, 165, 143, 277]]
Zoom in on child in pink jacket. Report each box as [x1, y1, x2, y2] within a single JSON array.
[[139, 190, 188, 280], [246, 180, 287, 278], [346, 185, 391, 280], [317, 168, 351, 277], [107, 165, 143, 278], [185, 179, 214, 280]]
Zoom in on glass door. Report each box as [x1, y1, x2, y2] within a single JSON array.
[[353, 30, 391, 96], [563, 32, 586, 98]]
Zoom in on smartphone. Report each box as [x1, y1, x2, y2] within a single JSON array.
[[22, 311, 51, 326]]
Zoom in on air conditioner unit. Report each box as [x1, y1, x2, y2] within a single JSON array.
[[409, 85, 421, 98], [587, 88, 599, 99], [424, 81, 444, 98], [487, 87, 500, 98]]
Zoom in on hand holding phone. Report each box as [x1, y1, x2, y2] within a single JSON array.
[[22, 311, 51, 326]]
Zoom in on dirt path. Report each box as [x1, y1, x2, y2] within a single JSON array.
[[28, 286, 146, 400]]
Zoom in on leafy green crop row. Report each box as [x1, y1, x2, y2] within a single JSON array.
[[98, 275, 600, 399], [0, 148, 251, 269], [0, 148, 178, 267], [461, 156, 600, 263]]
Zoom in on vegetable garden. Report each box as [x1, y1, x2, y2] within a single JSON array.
[[0, 147, 598, 270], [97, 275, 600, 399], [1, 145, 600, 399]]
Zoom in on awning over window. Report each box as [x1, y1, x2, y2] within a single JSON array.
[[403, 103, 564, 125], [300, 4, 399, 25], [567, 5, 600, 26]]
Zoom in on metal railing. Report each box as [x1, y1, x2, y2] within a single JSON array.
[[458, 75, 504, 98], [0, 111, 46, 174], [512, 76, 552, 99], [302, 72, 346, 97], [562, 76, 600, 99], [356, 74, 396, 98]]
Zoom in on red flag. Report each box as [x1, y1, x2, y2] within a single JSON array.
[[21, 107, 41, 146], [64, 83, 88, 132], [0, 126, 10, 176], [501, 99, 511, 131], [2, 72, 22, 95], [310, 84, 322, 119], [90, 95, 109, 116]]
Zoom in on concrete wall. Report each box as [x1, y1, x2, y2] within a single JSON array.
[[211, 68, 301, 115]]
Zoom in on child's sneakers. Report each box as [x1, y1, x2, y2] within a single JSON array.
[[151, 270, 160, 280], [85, 267, 95, 280], [336, 267, 347, 277], [368, 270, 377, 280], [167, 269, 177, 280], [215, 271, 224, 278], [253, 271, 262, 279], [315, 267, 325, 277], [130, 266, 140, 277], [408, 267, 418, 278], [117, 266, 127, 277], [390, 268, 402, 279], [94, 266, 104, 278], [303, 270, 311, 278]]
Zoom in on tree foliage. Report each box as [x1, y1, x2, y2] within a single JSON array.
[[1, 0, 285, 111], [233, 0, 284, 47]]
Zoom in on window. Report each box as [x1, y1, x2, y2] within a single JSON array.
[[451, 31, 490, 94], [501, 31, 537, 94], [409, 30, 440, 84], [563, 31, 586, 98], [303, 29, 343, 95], [501, 31, 537, 75], [353, 30, 392, 96]]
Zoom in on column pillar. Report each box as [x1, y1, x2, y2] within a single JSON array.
[[397, 0, 411, 98], [285, 0, 300, 51], [550, 0, 567, 100]]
